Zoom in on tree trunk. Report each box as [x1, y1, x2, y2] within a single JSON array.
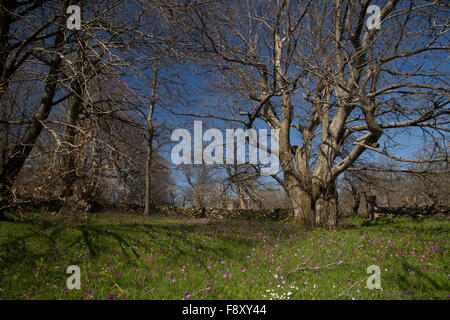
[[314, 183, 339, 229], [237, 183, 247, 209], [285, 182, 314, 228], [62, 83, 83, 198], [143, 141, 153, 216], [285, 181, 338, 230], [351, 193, 360, 216], [143, 68, 158, 216], [367, 195, 377, 221]]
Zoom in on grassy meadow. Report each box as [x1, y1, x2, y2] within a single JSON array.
[[0, 213, 448, 300]]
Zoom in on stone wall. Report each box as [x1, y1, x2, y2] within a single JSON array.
[[153, 205, 293, 221]]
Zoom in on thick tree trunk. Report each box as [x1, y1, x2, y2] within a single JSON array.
[[285, 182, 314, 228], [286, 181, 338, 230], [314, 183, 339, 229]]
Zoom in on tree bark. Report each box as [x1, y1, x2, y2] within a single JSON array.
[[143, 69, 158, 216], [143, 140, 153, 216], [314, 182, 339, 229], [284, 180, 314, 228], [285, 178, 339, 230], [62, 82, 83, 198]]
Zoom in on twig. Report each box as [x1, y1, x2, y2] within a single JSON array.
[[338, 278, 366, 298], [288, 261, 353, 275]]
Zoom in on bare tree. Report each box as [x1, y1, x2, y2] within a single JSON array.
[[180, 163, 222, 209], [143, 68, 159, 215], [150, 0, 449, 228], [0, 0, 155, 212]]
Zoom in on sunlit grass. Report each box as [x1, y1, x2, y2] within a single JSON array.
[[0, 213, 448, 300]]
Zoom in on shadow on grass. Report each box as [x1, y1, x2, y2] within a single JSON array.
[[396, 261, 448, 298], [345, 216, 450, 235], [0, 218, 279, 276]]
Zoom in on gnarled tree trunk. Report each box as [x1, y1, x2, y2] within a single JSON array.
[[314, 182, 339, 229], [285, 178, 338, 230], [287, 185, 314, 227]]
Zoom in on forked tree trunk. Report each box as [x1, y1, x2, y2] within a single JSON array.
[[286, 181, 338, 230]]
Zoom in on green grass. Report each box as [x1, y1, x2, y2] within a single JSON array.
[[0, 213, 448, 300]]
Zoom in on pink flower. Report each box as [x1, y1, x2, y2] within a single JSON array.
[[240, 267, 246, 272], [223, 273, 231, 278], [184, 292, 191, 299]]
